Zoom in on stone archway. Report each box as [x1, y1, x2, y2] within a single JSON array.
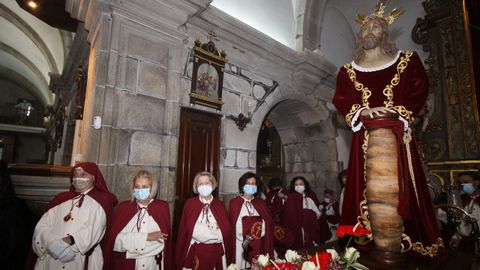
[[257, 98, 341, 197]]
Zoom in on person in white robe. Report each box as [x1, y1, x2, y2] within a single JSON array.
[[31, 162, 117, 270]]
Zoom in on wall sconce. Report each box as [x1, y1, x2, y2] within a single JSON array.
[[227, 101, 252, 131], [227, 113, 251, 131]]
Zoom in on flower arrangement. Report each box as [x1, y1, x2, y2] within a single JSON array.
[[228, 225, 371, 270]]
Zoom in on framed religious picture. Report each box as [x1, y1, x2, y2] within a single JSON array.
[[190, 31, 226, 110]]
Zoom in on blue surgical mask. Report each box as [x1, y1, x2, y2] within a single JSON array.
[[243, 184, 257, 195], [133, 188, 150, 201], [462, 183, 476, 195]]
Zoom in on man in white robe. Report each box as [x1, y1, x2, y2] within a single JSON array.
[[27, 162, 117, 270]]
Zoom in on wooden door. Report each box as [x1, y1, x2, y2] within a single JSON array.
[[173, 108, 221, 238]]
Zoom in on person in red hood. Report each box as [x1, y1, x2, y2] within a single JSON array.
[[26, 162, 117, 270], [175, 171, 232, 270], [103, 170, 172, 270]]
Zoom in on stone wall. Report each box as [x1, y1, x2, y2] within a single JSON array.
[[65, 0, 343, 207]]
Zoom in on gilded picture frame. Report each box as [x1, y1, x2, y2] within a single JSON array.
[[190, 35, 226, 110]]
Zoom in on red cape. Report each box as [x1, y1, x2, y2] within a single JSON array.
[[25, 162, 118, 270], [103, 200, 173, 270], [227, 196, 274, 264], [282, 191, 321, 249], [266, 189, 286, 223], [175, 197, 232, 270]]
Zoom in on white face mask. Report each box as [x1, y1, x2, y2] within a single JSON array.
[[73, 177, 93, 192], [198, 185, 213, 197], [295, 185, 305, 194], [324, 198, 331, 204]]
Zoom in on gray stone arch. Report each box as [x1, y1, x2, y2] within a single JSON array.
[[254, 92, 341, 197]]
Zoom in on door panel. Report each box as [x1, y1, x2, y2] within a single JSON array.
[[173, 108, 220, 238]]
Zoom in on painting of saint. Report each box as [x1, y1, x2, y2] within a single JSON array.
[[196, 63, 219, 99]]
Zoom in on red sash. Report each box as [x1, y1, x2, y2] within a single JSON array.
[[185, 242, 224, 270], [241, 216, 263, 262], [302, 209, 320, 248]]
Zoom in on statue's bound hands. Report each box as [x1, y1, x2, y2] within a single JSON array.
[[360, 107, 397, 119]]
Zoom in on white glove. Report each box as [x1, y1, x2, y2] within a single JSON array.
[[58, 246, 76, 263], [326, 207, 335, 216], [318, 205, 324, 210], [46, 239, 70, 259]]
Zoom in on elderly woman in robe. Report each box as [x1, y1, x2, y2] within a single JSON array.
[[103, 170, 172, 270], [175, 171, 232, 270]]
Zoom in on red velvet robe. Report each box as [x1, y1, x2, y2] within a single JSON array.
[[227, 196, 274, 264], [25, 162, 118, 270], [103, 200, 173, 270], [266, 189, 294, 258], [282, 191, 322, 249], [265, 189, 286, 223], [175, 197, 232, 270], [333, 51, 446, 262]]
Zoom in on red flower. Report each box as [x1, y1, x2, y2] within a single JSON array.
[[336, 225, 371, 238], [309, 252, 332, 270]]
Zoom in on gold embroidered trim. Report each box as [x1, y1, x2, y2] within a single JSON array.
[[411, 238, 444, 258], [344, 50, 413, 110], [383, 51, 413, 108], [401, 233, 413, 252], [346, 104, 362, 127], [344, 64, 372, 108], [392, 105, 413, 122], [355, 131, 372, 235]]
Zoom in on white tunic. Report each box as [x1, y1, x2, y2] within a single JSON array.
[[234, 198, 266, 268], [183, 197, 226, 269], [303, 195, 321, 219], [114, 204, 164, 270], [33, 190, 107, 270]]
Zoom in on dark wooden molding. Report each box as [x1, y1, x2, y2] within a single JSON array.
[[8, 163, 72, 177]]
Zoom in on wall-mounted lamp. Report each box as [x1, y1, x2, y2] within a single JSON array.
[[227, 101, 253, 131], [27, 1, 38, 9], [227, 113, 251, 131]]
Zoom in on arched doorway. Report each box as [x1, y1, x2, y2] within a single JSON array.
[[257, 99, 340, 197]]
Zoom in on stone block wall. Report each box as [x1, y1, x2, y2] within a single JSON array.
[[66, 0, 346, 207]]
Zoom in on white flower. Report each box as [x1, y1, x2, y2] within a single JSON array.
[[227, 263, 240, 270], [257, 254, 270, 266], [344, 247, 360, 262], [285, 249, 301, 262], [326, 248, 340, 260], [301, 261, 318, 270]]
